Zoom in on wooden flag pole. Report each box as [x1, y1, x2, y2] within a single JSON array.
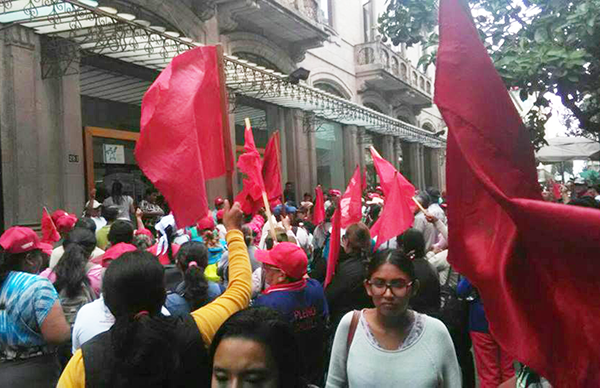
[[412, 197, 428, 214], [216, 44, 235, 201], [245, 118, 278, 244]]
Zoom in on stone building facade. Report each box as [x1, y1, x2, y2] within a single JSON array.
[[0, 0, 446, 230]]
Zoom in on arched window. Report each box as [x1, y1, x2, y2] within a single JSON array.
[[422, 122, 435, 132], [234, 52, 284, 73], [412, 71, 418, 85], [314, 82, 349, 99], [391, 57, 399, 76], [426, 81, 432, 94], [419, 77, 425, 90], [380, 49, 390, 70], [365, 102, 384, 113], [401, 63, 408, 81]]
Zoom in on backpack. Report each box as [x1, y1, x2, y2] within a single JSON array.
[[437, 268, 468, 333], [59, 281, 96, 327]]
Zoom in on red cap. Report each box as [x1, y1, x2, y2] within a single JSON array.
[[196, 215, 215, 231], [255, 242, 307, 279], [376, 186, 383, 192], [54, 213, 78, 234], [214, 197, 225, 206], [0, 227, 46, 254], [329, 189, 341, 197], [216, 209, 225, 221], [101, 243, 137, 268], [135, 228, 154, 238]]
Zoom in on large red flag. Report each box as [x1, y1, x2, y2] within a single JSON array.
[[369, 162, 415, 250], [136, 46, 231, 228], [437, 1, 600, 386], [325, 204, 341, 288], [313, 186, 326, 225], [41, 207, 60, 244], [340, 165, 364, 228], [262, 131, 283, 205], [238, 122, 265, 191]]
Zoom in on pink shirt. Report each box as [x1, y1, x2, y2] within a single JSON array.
[[39, 265, 103, 296]]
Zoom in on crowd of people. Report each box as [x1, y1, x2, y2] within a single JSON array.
[[0, 177, 595, 387]]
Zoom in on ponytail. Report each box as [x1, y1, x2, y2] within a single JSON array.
[[176, 242, 210, 309], [53, 244, 90, 298], [165, 225, 175, 264]]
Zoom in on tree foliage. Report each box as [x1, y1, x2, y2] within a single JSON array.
[[378, 0, 600, 146]]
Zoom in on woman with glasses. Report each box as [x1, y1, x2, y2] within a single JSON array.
[[326, 249, 461, 388]]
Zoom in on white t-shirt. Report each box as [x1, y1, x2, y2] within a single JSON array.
[[71, 296, 170, 353], [103, 196, 134, 221]]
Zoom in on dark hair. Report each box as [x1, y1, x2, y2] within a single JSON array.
[[568, 196, 600, 209], [108, 220, 134, 245], [210, 307, 306, 388], [241, 225, 253, 247], [161, 224, 176, 264], [102, 251, 208, 386], [345, 223, 372, 253], [426, 187, 441, 204], [176, 242, 209, 310], [74, 217, 97, 233], [145, 188, 158, 198], [415, 192, 431, 209], [396, 228, 426, 259], [102, 205, 120, 223], [0, 249, 43, 289], [367, 204, 382, 226], [366, 249, 416, 281], [133, 234, 154, 250], [54, 228, 95, 298], [111, 181, 124, 205]]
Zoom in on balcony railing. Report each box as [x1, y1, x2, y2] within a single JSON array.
[[276, 0, 321, 24], [355, 40, 433, 96]]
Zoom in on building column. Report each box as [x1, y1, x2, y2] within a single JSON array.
[[284, 109, 313, 202], [408, 142, 426, 190], [381, 135, 395, 164], [343, 125, 360, 180], [357, 127, 367, 170]]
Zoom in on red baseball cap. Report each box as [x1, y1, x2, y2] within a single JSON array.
[[135, 228, 154, 238], [196, 215, 215, 231], [216, 209, 225, 222], [214, 197, 225, 206], [256, 242, 307, 279], [0, 227, 46, 254], [101, 243, 137, 268], [329, 189, 341, 197], [55, 213, 78, 234]]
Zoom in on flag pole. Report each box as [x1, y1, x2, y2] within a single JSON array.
[[245, 118, 278, 244], [412, 197, 428, 214], [216, 44, 235, 201]]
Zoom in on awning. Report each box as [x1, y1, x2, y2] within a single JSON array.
[[0, 0, 446, 148], [536, 137, 600, 163]]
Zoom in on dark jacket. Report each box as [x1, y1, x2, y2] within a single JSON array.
[[325, 250, 373, 330], [457, 278, 489, 333], [411, 258, 441, 316]]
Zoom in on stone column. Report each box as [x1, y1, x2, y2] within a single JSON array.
[[343, 125, 360, 181], [284, 109, 313, 202], [381, 135, 395, 164], [357, 127, 367, 170]]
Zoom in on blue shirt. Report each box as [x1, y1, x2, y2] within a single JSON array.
[[456, 278, 489, 333], [165, 281, 223, 317], [0, 272, 59, 360]]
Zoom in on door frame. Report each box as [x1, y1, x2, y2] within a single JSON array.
[[83, 126, 140, 196]]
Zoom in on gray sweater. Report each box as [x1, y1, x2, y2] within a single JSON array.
[[326, 311, 462, 388]]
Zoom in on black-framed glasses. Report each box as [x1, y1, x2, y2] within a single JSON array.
[[367, 279, 413, 297]]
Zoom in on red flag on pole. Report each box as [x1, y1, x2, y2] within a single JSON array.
[[313, 186, 326, 225], [136, 46, 232, 228], [238, 122, 265, 191], [369, 150, 415, 249], [325, 204, 341, 288], [262, 131, 283, 205], [340, 165, 364, 229], [41, 207, 60, 244], [437, 1, 600, 386]]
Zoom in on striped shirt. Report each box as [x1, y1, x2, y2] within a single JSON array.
[[0, 271, 59, 360]]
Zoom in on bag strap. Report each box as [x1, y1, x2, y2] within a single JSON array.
[[444, 266, 454, 287], [346, 310, 361, 359]]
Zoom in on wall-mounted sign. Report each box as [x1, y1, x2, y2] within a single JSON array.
[[103, 144, 125, 164], [68, 154, 79, 163]]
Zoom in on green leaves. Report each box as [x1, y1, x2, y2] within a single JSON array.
[[378, 0, 600, 139]]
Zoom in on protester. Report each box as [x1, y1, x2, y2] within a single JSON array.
[[58, 201, 252, 387], [457, 278, 514, 388], [412, 192, 438, 251], [215, 209, 227, 240], [99, 220, 137, 268], [50, 218, 105, 269], [397, 228, 441, 316], [0, 227, 71, 387], [326, 249, 461, 387], [148, 215, 183, 265], [218, 225, 259, 288], [253, 242, 329, 385], [212, 196, 225, 224], [96, 205, 120, 250], [102, 181, 135, 221], [210, 307, 307, 388], [166, 241, 222, 317], [284, 181, 297, 205], [195, 214, 227, 283], [323, 223, 373, 330], [139, 188, 165, 228], [83, 189, 106, 232], [52, 210, 78, 240], [426, 187, 447, 224]]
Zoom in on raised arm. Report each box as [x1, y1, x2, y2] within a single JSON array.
[[191, 201, 252, 345]]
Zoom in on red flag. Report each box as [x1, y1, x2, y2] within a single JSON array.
[[369, 169, 415, 250], [238, 122, 266, 191], [262, 131, 283, 204], [370, 147, 417, 213], [552, 182, 562, 201], [136, 46, 231, 228], [313, 186, 326, 225], [234, 179, 263, 215], [325, 205, 341, 288], [340, 165, 364, 229], [41, 207, 60, 244], [437, 1, 600, 386]]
